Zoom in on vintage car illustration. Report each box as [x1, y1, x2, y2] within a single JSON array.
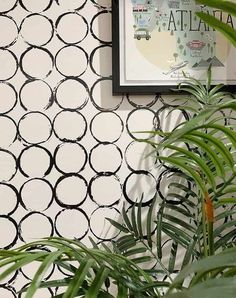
[[134, 28, 151, 40]]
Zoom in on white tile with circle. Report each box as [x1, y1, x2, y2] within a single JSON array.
[[20, 179, 53, 211], [20, 80, 52, 111], [0, 50, 17, 81], [0, 116, 17, 147], [20, 247, 54, 280], [0, 184, 18, 215], [19, 288, 53, 298], [0, 83, 17, 114], [19, 212, 53, 242], [56, 12, 88, 44], [90, 112, 123, 142], [55, 46, 88, 77], [0, 16, 18, 48], [124, 171, 156, 205], [89, 143, 122, 173], [0, 216, 17, 248], [55, 78, 88, 110], [92, 0, 111, 8], [19, 0, 52, 12], [90, 45, 112, 77], [54, 143, 87, 174], [91, 11, 111, 43], [90, 207, 120, 240], [20, 14, 54, 46], [0, 150, 17, 182], [53, 111, 86, 142], [55, 175, 87, 207], [126, 108, 157, 140], [0, 0, 17, 13], [91, 79, 123, 111], [158, 107, 188, 133], [55, 209, 89, 239], [19, 146, 52, 177], [18, 112, 52, 144], [0, 268, 17, 291], [0, 287, 16, 298], [57, 0, 86, 10], [89, 174, 122, 207], [125, 141, 157, 171], [20, 47, 53, 79]]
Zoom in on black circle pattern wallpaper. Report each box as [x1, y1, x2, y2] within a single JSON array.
[[0, 0, 188, 295]]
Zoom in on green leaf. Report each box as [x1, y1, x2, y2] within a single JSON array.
[[207, 124, 236, 149], [100, 243, 112, 253], [165, 204, 194, 219], [131, 256, 151, 264], [85, 266, 109, 298], [35, 278, 72, 289], [214, 220, 236, 238], [159, 101, 236, 150], [63, 259, 95, 298], [181, 234, 199, 269], [167, 144, 216, 189], [0, 252, 48, 283], [131, 205, 139, 238], [206, 65, 212, 92], [122, 205, 133, 231], [26, 250, 65, 298], [163, 214, 196, 233], [157, 205, 164, 259], [171, 248, 236, 287], [168, 241, 178, 273], [116, 235, 136, 252], [137, 198, 144, 240], [196, 12, 236, 47], [89, 237, 99, 249], [123, 247, 147, 257], [106, 218, 129, 234], [162, 230, 189, 250], [190, 131, 234, 169], [216, 197, 236, 206], [158, 156, 206, 195], [182, 135, 225, 178], [147, 198, 156, 249], [214, 230, 236, 251], [166, 277, 236, 298], [214, 208, 236, 221]]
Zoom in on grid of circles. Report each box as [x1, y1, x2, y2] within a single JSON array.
[[0, 0, 176, 293]]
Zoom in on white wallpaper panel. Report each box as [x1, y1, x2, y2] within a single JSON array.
[[0, 0, 187, 296]]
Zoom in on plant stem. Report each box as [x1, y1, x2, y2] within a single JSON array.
[[213, 173, 236, 200], [201, 194, 208, 257], [141, 240, 173, 282]]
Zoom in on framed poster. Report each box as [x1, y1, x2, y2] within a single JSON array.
[[112, 0, 236, 95]]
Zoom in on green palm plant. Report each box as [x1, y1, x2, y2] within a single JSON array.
[[109, 66, 236, 268]]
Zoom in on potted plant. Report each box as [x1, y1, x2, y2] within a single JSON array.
[[0, 66, 236, 297]]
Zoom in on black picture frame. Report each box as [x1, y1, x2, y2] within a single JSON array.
[[112, 0, 236, 95]]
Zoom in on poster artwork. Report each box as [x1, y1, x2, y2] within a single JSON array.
[[125, 0, 236, 83]]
